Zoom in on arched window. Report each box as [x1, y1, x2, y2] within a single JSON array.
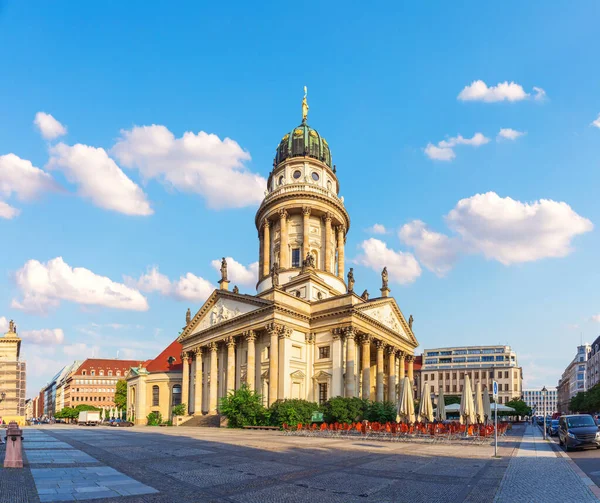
[[108, 370, 113, 376], [172, 385, 182, 406], [152, 386, 159, 406], [99, 370, 104, 376], [116, 371, 121, 376]]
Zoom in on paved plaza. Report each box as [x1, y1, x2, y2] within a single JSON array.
[[0, 423, 597, 502]]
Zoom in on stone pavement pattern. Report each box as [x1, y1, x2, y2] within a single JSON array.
[[1, 424, 524, 503], [494, 424, 598, 503]]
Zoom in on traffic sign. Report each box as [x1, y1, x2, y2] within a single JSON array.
[[493, 380, 498, 400]]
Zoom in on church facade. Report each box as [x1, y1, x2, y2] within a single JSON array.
[[129, 97, 419, 423]]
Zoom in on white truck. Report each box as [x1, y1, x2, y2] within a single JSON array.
[[78, 411, 101, 426]]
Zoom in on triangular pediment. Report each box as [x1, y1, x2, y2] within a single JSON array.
[[355, 298, 418, 347], [179, 290, 271, 342], [290, 370, 305, 379]]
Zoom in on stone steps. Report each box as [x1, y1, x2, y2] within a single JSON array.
[[179, 414, 225, 428]]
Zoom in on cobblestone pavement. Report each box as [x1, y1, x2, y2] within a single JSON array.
[[0, 424, 524, 503], [494, 424, 599, 503]]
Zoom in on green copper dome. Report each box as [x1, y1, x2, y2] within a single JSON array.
[[274, 122, 332, 168]]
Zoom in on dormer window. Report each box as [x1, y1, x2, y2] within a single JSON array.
[[108, 370, 113, 376], [167, 356, 176, 366]]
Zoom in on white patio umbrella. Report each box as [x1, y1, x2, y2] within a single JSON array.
[[418, 382, 434, 423], [474, 382, 485, 424], [436, 386, 447, 421], [482, 388, 492, 424], [459, 375, 476, 427], [396, 376, 415, 424]]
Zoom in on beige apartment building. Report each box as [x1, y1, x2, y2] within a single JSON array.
[[418, 345, 523, 404], [0, 320, 26, 424]]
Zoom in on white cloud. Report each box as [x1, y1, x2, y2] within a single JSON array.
[[591, 114, 600, 129], [497, 128, 526, 141], [63, 342, 100, 358], [458, 80, 530, 102], [20, 328, 65, 345], [0, 201, 20, 219], [355, 238, 421, 285], [533, 87, 547, 102], [0, 316, 8, 332], [446, 192, 593, 265], [111, 125, 266, 209], [34, 112, 67, 140], [126, 266, 215, 303], [210, 257, 258, 287], [367, 224, 388, 235], [399, 220, 462, 277], [591, 315, 600, 322], [12, 256, 149, 314], [47, 143, 153, 216], [424, 133, 490, 161]]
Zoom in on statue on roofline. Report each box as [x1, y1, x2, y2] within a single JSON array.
[[347, 268, 355, 293], [220, 257, 228, 282], [361, 290, 369, 301], [302, 85, 309, 123], [186, 308, 191, 325], [382, 266, 388, 289], [409, 314, 414, 330]]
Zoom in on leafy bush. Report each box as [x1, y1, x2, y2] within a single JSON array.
[[269, 399, 321, 427], [365, 401, 397, 423], [147, 411, 162, 426], [323, 397, 367, 423], [172, 403, 186, 417], [219, 384, 269, 428]]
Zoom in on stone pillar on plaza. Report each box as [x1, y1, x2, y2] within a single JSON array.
[[399, 351, 406, 381], [279, 209, 289, 268], [302, 206, 311, 259], [208, 343, 219, 414], [262, 219, 271, 278], [387, 346, 396, 403], [361, 335, 371, 400], [344, 328, 356, 398], [244, 330, 256, 391], [331, 330, 343, 397], [193, 348, 203, 416], [226, 337, 236, 394], [336, 225, 345, 279], [407, 355, 414, 384], [181, 351, 190, 415], [376, 340, 385, 402], [267, 324, 279, 405], [324, 213, 333, 273]]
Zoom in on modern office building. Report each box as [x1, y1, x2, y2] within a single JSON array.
[[523, 388, 557, 416], [557, 343, 590, 413], [418, 345, 523, 404]]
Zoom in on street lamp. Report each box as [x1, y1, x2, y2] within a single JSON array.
[[541, 386, 547, 440]]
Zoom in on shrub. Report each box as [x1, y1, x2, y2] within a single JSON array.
[[365, 401, 397, 423], [219, 384, 269, 428], [172, 403, 186, 417], [147, 411, 162, 426], [269, 399, 321, 427], [323, 397, 367, 423]]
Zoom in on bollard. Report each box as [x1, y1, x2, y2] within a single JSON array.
[[3, 421, 23, 468]]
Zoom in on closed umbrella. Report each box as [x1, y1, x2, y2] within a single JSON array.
[[396, 376, 415, 424], [482, 388, 492, 424], [459, 375, 476, 427], [436, 385, 447, 421], [474, 382, 484, 424], [418, 382, 434, 423]]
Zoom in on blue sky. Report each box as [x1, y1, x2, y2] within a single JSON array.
[[1, 1, 599, 395]]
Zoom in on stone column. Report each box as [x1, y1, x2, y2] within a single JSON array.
[[181, 351, 190, 415], [399, 351, 406, 382], [324, 212, 333, 273], [262, 219, 271, 278], [376, 340, 385, 402], [336, 225, 345, 279], [258, 230, 264, 280], [226, 337, 236, 394], [278, 326, 292, 400], [331, 330, 343, 397], [305, 333, 315, 401], [361, 335, 371, 400], [267, 324, 279, 405], [193, 348, 203, 416], [387, 346, 396, 403], [344, 328, 356, 398], [244, 330, 256, 391], [302, 206, 311, 259], [279, 209, 289, 269], [407, 355, 414, 384], [208, 343, 218, 414]]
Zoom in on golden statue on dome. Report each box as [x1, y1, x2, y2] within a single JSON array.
[[302, 85, 309, 123]]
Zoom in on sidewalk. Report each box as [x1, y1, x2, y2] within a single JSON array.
[[495, 424, 599, 502]]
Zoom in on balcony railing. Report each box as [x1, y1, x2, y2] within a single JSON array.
[[262, 183, 344, 207]]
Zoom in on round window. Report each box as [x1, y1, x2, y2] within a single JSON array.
[[293, 170, 302, 179], [311, 172, 320, 181]]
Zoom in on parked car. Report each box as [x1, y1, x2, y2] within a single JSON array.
[[558, 414, 600, 451], [547, 419, 559, 436], [110, 420, 133, 427]]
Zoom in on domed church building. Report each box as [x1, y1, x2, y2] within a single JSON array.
[[129, 93, 419, 424]]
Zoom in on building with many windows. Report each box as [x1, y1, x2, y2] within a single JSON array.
[[586, 335, 600, 390], [418, 345, 522, 404], [0, 320, 26, 424], [523, 388, 557, 416], [557, 344, 590, 413]]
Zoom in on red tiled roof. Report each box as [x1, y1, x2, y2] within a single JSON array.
[[413, 355, 423, 371], [74, 358, 139, 376], [144, 339, 183, 373]]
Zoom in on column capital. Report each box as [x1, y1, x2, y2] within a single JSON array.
[[181, 351, 192, 363], [375, 339, 386, 350], [396, 349, 406, 359], [225, 336, 236, 348], [405, 355, 414, 363], [385, 345, 397, 355], [278, 326, 292, 340], [360, 334, 372, 345], [262, 218, 271, 229], [322, 212, 333, 223], [243, 330, 256, 342], [342, 326, 357, 341], [305, 332, 316, 344], [208, 342, 218, 353], [335, 224, 346, 235], [331, 327, 343, 340], [192, 347, 203, 357], [278, 208, 288, 220], [302, 206, 312, 216]]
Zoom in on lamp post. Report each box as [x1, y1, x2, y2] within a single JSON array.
[[541, 386, 547, 440]]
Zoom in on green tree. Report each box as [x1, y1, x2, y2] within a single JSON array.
[[444, 395, 461, 406], [505, 399, 531, 417], [172, 403, 186, 417], [146, 411, 162, 426], [322, 397, 367, 423], [365, 401, 397, 423], [114, 379, 127, 409], [570, 392, 587, 413], [219, 384, 269, 428], [269, 399, 321, 427]]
